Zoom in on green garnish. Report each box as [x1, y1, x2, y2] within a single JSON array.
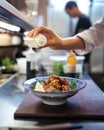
[[52, 61, 65, 76], [31, 82, 37, 89], [1, 57, 13, 71], [31, 84, 36, 89], [70, 80, 76, 89]]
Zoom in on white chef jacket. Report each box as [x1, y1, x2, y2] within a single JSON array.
[[75, 17, 104, 55]]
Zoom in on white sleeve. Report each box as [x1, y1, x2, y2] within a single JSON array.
[[74, 17, 104, 55]]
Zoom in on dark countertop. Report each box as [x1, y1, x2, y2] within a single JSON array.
[[0, 73, 104, 130]]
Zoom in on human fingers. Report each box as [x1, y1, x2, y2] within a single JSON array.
[[27, 26, 39, 37], [27, 29, 35, 37], [28, 26, 48, 37]]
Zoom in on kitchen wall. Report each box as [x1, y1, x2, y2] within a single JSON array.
[[89, 1, 104, 73]]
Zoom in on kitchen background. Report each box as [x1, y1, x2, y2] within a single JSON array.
[[6, 0, 104, 73], [0, 0, 104, 90], [0, 1, 104, 129]]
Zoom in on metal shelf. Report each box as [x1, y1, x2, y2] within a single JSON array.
[[0, 0, 35, 32]]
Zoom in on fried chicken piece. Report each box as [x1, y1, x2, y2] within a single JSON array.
[[48, 75, 61, 81], [61, 78, 69, 86], [49, 79, 61, 89], [43, 75, 71, 92], [44, 85, 57, 92], [61, 85, 71, 91]]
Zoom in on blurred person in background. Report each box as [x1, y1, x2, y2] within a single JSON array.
[[65, 1, 92, 73]]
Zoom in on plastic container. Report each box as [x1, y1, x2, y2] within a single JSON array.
[[16, 58, 26, 74], [76, 56, 85, 73], [49, 53, 85, 78], [76, 56, 85, 78]]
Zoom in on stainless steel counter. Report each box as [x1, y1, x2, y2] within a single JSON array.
[[0, 74, 104, 130], [0, 74, 30, 127]]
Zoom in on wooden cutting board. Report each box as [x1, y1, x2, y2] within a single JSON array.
[[14, 79, 104, 121]]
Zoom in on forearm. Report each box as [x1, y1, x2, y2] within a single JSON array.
[[27, 26, 85, 51], [61, 36, 85, 50]]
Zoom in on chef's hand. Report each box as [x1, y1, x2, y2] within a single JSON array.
[[27, 26, 64, 50], [28, 26, 85, 50]]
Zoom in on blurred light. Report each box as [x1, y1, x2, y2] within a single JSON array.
[[50, 0, 69, 11], [24, 31, 29, 36], [77, 0, 90, 15], [0, 21, 20, 32], [32, 11, 38, 16]]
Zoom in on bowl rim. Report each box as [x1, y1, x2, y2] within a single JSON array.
[[23, 76, 87, 94]]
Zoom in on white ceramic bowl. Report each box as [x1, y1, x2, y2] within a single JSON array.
[[23, 76, 86, 105]]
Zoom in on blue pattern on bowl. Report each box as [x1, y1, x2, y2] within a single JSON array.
[[23, 76, 86, 105]]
